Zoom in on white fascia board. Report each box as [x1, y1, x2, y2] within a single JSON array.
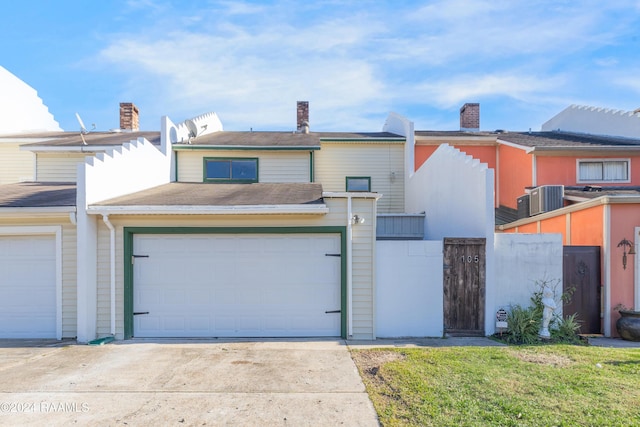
[[496, 138, 535, 153], [20, 145, 112, 153], [86, 204, 329, 215], [322, 191, 383, 199], [0, 207, 76, 216]]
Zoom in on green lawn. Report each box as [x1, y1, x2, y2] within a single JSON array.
[[351, 345, 640, 427]]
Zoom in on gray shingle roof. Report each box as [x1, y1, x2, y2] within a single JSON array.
[[177, 131, 403, 148], [497, 131, 640, 148], [92, 182, 324, 206], [7, 131, 160, 147], [0, 182, 76, 207]]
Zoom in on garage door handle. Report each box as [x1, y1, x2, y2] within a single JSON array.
[[133, 311, 149, 316], [325, 310, 341, 314]]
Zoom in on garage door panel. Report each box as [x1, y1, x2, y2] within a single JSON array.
[[0, 235, 57, 338], [133, 233, 341, 338]]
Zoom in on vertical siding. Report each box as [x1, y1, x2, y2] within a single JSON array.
[[315, 142, 404, 214], [36, 153, 88, 182], [0, 143, 34, 183], [177, 150, 310, 183]]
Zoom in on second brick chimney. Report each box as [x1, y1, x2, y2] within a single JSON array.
[[120, 102, 139, 131], [297, 101, 309, 133], [460, 103, 480, 132]]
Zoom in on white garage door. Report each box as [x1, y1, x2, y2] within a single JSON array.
[[0, 235, 57, 338], [133, 234, 342, 338]]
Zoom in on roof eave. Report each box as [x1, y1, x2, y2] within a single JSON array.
[[322, 191, 383, 199], [172, 145, 320, 151], [86, 204, 329, 215], [20, 145, 117, 153], [0, 206, 76, 215]]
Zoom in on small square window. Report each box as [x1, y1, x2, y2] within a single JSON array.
[[346, 176, 371, 192], [204, 158, 258, 183]]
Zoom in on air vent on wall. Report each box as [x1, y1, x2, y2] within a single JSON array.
[[529, 185, 564, 216]]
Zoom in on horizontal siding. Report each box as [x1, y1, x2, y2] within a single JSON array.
[[177, 150, 310, 183], [0, 143, 34, 184], [61, 224, 77, 338], [350, 199, 376, 339], [315, 142, 404, 214], [36, 153, 88, 182]]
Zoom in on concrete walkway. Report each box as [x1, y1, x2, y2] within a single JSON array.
[[0, 339, 379, 426]]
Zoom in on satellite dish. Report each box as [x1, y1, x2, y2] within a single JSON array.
[[75, 112, 89, 145], [184, 112, 223, 139]]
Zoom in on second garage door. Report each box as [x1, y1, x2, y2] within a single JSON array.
[[132, 233, 342, 338], [0, 234, 57, 338]]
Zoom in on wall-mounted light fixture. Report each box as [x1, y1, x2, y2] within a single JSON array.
[[351, 214, 365, 225], [618, 238, 636, 270]]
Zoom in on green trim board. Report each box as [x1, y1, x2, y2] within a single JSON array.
[[123, 226, 348, 339], [174, 145, 321, 151], [309, 150, 314, 182]]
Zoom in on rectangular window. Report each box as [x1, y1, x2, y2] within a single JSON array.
[[204, 158, 258, 183], [346, 176, 371, 192], [577, 159, 630, 183]]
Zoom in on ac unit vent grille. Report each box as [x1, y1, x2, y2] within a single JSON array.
[[529, 185, 564, 216]]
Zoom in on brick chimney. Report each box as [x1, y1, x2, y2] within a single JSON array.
[[460, 103, 480, 132], [297, 101, 309, 133], [120, 102, 139, 131]]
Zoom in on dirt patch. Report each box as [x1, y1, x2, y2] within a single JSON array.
[[351, 350, 407, 377], [508, 349, 574, 367]]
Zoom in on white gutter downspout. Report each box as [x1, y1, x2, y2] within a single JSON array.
[[102, 214, 116, 336], [347, 195, 353, 337]]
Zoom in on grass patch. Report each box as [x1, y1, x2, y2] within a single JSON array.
[[351, 345, 640, 426]]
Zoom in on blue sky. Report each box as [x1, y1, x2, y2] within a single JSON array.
[[2, 0, 640, 133]]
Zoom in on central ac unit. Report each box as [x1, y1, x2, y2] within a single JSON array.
[[529, 185, 564, 216]]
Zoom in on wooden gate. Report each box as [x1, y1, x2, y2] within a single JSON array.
[[563, 246, 601, 334], [443, 238, 486, 336]]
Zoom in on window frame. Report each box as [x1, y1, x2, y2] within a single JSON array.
[[576, 158, 631, 184], [203, 157, 259, 183], [345, 176, 371, 192]]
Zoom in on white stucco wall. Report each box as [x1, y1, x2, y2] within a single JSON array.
[[376, 240, 443, 337], [0, 66, 61, 134], [493, 233, 563, 334], [76, 136, 172, 342], [541, 104, 640, 139], [407, 143, 496, 335]]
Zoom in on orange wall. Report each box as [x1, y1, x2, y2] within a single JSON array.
[[497, 145, 532, 209], [540, 215, 567, 244], [569, 206, 604, 246], [609, 205, 638, 328], [415, 144, 497, 171], [537, 154, 640, 187]]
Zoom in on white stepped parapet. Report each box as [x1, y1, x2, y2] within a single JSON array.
[[542, 104, 640, 139], [0, 66, 62, 134]]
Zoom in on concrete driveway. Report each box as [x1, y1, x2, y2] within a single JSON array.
[[0, 339, 379, 426]]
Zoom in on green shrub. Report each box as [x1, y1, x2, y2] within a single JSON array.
[[505, 304, 542, 344], [552, 313, 582, 343]]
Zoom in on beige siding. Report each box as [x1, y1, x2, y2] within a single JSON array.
[[0, 142, 34, 184], [177, 150, 311, 183], [0, 216, 77, 338], [315, 142, 405, 214], [61, 223, 77, 338], [36, 153, 89, 182], [96, 197, 377, 340]]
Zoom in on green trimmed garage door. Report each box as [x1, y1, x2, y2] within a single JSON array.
[[133, 234, 342, 338]]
